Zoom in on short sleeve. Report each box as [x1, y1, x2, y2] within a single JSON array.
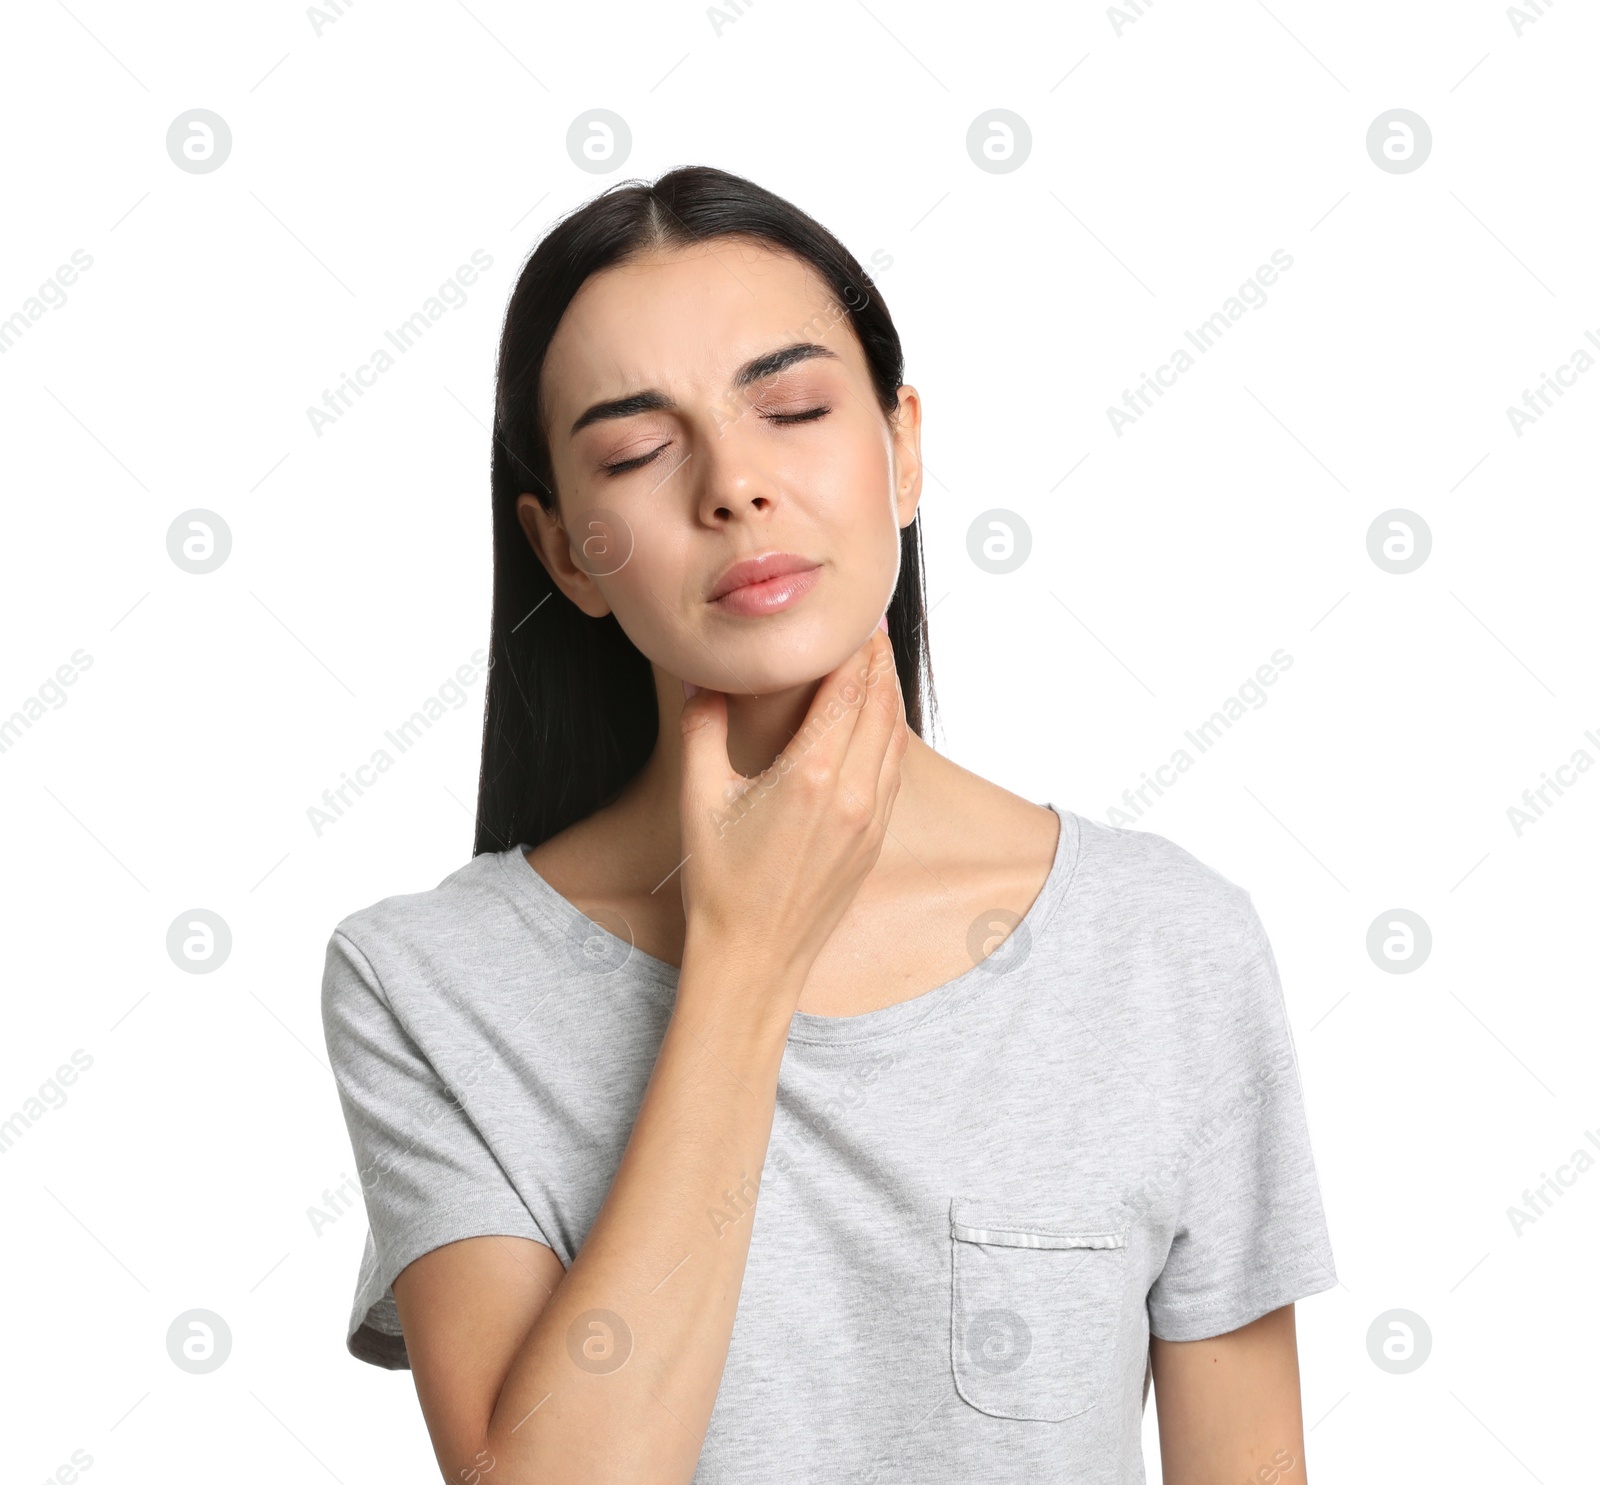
[[320, 928, 552, 1369], [1145, 894, 1338, 1342]]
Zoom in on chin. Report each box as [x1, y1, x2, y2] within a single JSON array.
[[713, 620, 881, 697]]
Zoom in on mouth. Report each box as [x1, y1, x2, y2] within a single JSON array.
[[707, 551, 823, 617]]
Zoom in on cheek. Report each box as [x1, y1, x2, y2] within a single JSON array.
[[564, 501, 635, 574], [785, 434, 900, 594], [584, 525, 700, 661], [831, 448, 902, 572], [799, 427, 894, 532]]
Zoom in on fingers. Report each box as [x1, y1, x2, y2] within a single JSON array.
[[837, 629, 906, 820], [678, 686, 731, 814], [685, 629, 902, 830], [773, 628, 880, 778], [871, 650, 910, 813]]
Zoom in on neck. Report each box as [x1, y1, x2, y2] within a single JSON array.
[[608, 664, 946, 869]]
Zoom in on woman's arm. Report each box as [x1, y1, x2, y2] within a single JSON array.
[[393, 944, 803, 1485], [1149, 1304, 1308, 1485]]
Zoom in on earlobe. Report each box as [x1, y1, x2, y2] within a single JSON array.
[[894, 455, 924, 529], [896, 474, 924, 530]]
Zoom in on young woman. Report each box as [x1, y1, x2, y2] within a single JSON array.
[[321, 165, 1337, 1484]]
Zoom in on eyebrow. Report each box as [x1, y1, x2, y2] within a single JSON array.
[[568, 341, 843, 440]]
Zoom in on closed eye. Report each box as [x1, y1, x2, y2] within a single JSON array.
[[600, 405, 832, 477], [765, 404, 831, 426]]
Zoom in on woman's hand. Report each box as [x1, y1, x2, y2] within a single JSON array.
[[677, 627, 908, 992]]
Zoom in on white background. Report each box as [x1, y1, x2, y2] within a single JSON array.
[[2, 0, 1596, 1480]]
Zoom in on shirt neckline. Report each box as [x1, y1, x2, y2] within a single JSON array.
[[497, 802, 1082, 1048]]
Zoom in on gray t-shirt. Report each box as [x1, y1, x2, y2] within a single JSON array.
[[320, 804, 1337, 1482]]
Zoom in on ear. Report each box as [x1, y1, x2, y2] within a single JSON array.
[[515, 493, 614, 618], [890, 385, 924, 530]]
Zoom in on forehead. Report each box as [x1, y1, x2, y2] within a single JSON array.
[[542, 238, 859, 422]]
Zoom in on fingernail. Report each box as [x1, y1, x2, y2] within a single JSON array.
[[682, 679, 700, 699], [877, 614, 889, 634]]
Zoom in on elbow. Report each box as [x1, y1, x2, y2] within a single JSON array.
[[435, 1440, 499, 1485]]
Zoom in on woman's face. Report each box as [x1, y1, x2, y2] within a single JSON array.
[[522, 236, 922, 695]]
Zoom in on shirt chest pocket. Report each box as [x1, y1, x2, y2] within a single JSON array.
[[949, 1198, 1130, 1423]]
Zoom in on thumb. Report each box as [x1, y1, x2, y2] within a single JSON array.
[[678, 684, 732, 812]]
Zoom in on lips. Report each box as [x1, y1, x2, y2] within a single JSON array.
[[707, 551, 821, 602]]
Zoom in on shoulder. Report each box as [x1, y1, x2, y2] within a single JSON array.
[[1056, 812, 1276, 1033], [320, 849, 516, 1010], [328, 847, 510, 949], [1068, 813, 1256, 948], [1061, 816, 1293, 1085]]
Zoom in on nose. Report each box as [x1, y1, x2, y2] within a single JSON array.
[[694, 417, 780, 525]]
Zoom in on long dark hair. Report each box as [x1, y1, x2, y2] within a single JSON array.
[[472, 164, 938, 858]]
